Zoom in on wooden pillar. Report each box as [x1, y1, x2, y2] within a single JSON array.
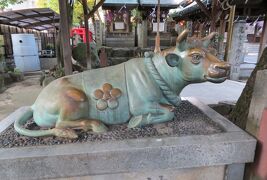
[[210, 0, 217, 32], [198, 23, 204, 38], [253, 24, 258, 43], [82, 0, 91, 69], [224, 6, 235, 62], [53, 31, 56, 57], [192, 21, 196, 36], [154, 0, 161, 53], [58, 0, 72, 75], [258, 15, 267, 61], [218, 18, 226, 59]]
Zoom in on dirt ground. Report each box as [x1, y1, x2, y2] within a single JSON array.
[[0, 75, 42, 121]]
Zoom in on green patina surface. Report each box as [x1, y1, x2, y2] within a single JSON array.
[[14, 29, 230, 138]]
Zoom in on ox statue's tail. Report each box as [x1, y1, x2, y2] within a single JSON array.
[[14, 107, 77, 138]]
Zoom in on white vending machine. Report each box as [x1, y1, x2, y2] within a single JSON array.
[[11, 34, 40, 72]]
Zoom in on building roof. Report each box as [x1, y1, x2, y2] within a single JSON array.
[[139, 0, 183, 8], [102, 0, 138, 8], [169, 0, 211, 19], [228, 0, 263, 5], [0, 8, 59, 31], [103, 0, 183, 9]]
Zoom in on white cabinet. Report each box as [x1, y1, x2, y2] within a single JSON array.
[[11, 34, 40, 72]]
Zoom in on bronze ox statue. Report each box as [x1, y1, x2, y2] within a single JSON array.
[[14, 29, 230, 138]]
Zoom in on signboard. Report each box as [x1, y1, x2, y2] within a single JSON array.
[[153, 22, 165, 32], [114, 22, 125, 30]]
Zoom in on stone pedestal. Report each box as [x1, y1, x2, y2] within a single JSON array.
[[0, 98, 256, 180], [228, 20, 247, 80], [39, 58, 57, 70], [246, 70, 267, 179]]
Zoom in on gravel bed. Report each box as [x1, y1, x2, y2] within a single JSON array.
[[0, 101, 223, 148]]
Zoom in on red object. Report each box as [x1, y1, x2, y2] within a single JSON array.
[[71, 28, 93, 43], [179, 20, 185, 26], [254, 108, 267, 179]]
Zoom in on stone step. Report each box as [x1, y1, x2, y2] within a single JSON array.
[[105, 37, 135, 48], [23, 70, 43, 76], [239, 63, 256, 79], [111, 48, 137, 57], [109, 57, 135, 65], [147, 36, 176, 47]]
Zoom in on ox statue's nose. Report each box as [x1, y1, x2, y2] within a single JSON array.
[[208, 63, 230, 79]]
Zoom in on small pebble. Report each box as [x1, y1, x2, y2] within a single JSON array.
[[0, 101, 223, 148]]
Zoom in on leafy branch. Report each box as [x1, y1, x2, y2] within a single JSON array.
[[0, 0, 24, 9]]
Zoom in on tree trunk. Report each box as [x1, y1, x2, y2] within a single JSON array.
[[56, 30, 63, 67], [82, 0, 92, 69], [229, 47, 267, 129], [58, 0, 74, 75]]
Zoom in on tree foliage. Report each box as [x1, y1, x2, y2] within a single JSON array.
[[36, 0, 95, 25], [0, 0, 24, 9]]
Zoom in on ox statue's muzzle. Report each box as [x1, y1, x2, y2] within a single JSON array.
[[205, 62, 231, 83]]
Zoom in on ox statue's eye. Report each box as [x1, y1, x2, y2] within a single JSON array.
[[191, 54, 202, 64]]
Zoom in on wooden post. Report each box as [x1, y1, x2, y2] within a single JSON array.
[[224, 5, 235, 62], [82, 0, 92, 69], [99, 48, 108, 67], [210, 0, 218, 32], [53, 31, 56, 57], [253, 24, 258, 43], [154, 0, 161, 53], [198, 22, 204, 38], [58, 0, 72, 75], [258, 15, 267, 61], [218, 18, 226, 59]]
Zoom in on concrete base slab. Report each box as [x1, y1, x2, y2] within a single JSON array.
[[57, 165, 225, 180], [0, 97, 256, 180]]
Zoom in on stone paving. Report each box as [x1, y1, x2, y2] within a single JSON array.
[[181, 80, 245, 104], [0, 75, 42, 121]]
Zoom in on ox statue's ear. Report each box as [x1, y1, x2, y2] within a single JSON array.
[[176, 29, 189, 51], [202, 32, 217, 48], [166, 53, 181, 67]]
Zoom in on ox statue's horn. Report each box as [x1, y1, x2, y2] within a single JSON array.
[[176, 29, 189, 51], [202, 32, 217, 48]]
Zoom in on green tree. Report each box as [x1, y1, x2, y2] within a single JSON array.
[[36, 0, 95, 25], [36, 0, 59, 13], [0, 0, 24, 9]]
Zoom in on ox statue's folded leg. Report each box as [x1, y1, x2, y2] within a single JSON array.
[[48, 87, 107, 138], [56, 119, 108, 133], [128, 103, 175, 128], [54, 107, 108, 138]]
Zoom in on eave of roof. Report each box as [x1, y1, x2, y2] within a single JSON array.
[[103, 0, 184, 9], [0, 8, 59, 31], [169, 0, 211, 18]]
